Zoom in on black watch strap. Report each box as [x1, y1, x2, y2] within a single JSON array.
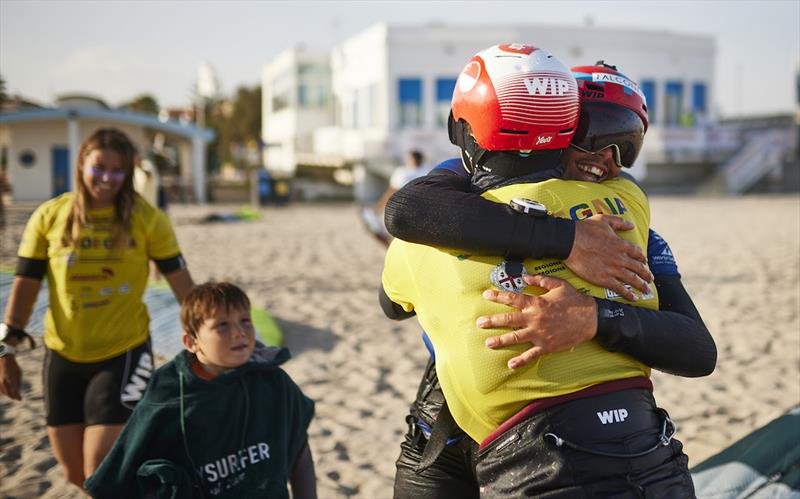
[[1, 323, 36, 350]]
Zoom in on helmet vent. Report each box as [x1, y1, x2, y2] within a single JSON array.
[[500, 129, 529, 135], [559, 127, 574, 134]]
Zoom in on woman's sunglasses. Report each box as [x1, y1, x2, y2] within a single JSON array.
[[88, 166, 127, 181]]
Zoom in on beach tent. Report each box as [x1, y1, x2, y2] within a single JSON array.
[[691, 407, 800, 499]]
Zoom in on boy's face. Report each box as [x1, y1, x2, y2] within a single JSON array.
[[182, 306, 256, 376]]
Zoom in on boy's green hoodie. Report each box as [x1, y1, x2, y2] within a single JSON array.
[[85, 345, 314, 499]]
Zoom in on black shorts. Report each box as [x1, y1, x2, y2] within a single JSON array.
[[476, 388, 696, 498], [43, 340, 154, 426]]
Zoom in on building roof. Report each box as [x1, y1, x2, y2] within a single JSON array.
[[0, 107, 215, 142]]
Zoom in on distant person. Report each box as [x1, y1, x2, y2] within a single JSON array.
[[361, 150, 432, 245], [133, 155, 167, 211], [85, 282, 317, 499], [0, 128, 195, 490], [375, 150, 431, 214]]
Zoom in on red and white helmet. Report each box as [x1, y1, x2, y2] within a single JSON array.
[[449, 43, 580, 158], [570, 62, 648, 168]]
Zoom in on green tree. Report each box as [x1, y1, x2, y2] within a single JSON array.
[[124, 94, 160, 115], [205, 85, 262, 169]]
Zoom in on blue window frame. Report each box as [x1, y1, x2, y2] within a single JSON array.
[[641, 80, 656, 123], [398, 78, 423, 127], [435, 78, 457, 127], [692, 83, 707, 112], [665, 81, 684, 126]]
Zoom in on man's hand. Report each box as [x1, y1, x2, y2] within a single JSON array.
[[565, 214, 653, 301], [477, 275, 597, 369], [0, 355, 22, 400]]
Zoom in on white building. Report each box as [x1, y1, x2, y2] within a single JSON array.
[[262, 47, 335, 176], [263, 22, 721, 183], [0, 96, 215, 203]]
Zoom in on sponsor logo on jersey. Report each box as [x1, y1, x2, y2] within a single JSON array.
[[490, 260, 528, 293], [557, 197, 628, 221], [82, 299, 110, 308], [597, 408, 629, 424], [605, 284, 633, 300]]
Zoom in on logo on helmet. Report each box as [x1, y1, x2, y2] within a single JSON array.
[[458, 61, 481, 93], [498, 43, 536, 55], [536, 135, 553, 145], [592, 72, 645, 100], [523, 77, 571, 97]]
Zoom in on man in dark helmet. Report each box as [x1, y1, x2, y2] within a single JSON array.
[[381, 45, 713, 498]]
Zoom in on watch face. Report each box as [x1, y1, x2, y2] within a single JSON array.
[[510, 198, 548, 216]]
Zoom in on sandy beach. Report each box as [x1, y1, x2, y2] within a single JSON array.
[[1, 195, 799, 498]]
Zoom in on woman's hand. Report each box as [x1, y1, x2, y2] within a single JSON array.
[[0, 355, 22, 400], [478, 275, 597, 369], [566, 215, 653, 301]]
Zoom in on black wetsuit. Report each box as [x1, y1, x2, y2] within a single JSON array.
[[381, 159, 716, 498]]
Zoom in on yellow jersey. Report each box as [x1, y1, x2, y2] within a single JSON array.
[[382, 177, 657, 442], [18, 193, 182, 362]]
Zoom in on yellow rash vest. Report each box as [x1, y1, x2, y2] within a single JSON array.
[[17, 193, 182, 362]]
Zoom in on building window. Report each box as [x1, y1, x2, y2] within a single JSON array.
[[692, 83, 707, 113], [298, 63, 331, 109], [664, 81, 684, 126], [641, 80, 656, 124], [19, 150, 36, 168], [436, 78, 457, 127], [398, 78, 422, 128], [271, 72, 292, 113]]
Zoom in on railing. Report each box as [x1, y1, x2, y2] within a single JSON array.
[[722, 129, 795, 194]]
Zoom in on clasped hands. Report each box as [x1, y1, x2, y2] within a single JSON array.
[[478, 215, 653, 369]]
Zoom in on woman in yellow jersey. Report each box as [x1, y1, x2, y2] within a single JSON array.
[[0, 128, 195, 490]]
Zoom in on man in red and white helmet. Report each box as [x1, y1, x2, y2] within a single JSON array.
[[382, 47, 708, 498]]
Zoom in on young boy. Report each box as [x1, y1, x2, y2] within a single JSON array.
[[85, 282, 316, 499]]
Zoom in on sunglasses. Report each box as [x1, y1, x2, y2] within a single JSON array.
[[569, 143, 625, 167], [88, 166, 127, 181]]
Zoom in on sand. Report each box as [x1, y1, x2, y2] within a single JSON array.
[[1, 195, 799, 498]]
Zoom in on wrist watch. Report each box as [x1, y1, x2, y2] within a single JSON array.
[[509, 198, 549, 217], [0, 323, 36, 352]]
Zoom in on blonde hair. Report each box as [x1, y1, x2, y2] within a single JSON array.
[[62, 128, 138, 250], [180, 282, 252, 337]]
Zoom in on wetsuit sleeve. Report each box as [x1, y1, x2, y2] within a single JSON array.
[[384, 168, 575, 259], [593, 231, 716, 377]]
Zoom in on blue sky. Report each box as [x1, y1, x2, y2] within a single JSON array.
[[1, 0, 798, 117]]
